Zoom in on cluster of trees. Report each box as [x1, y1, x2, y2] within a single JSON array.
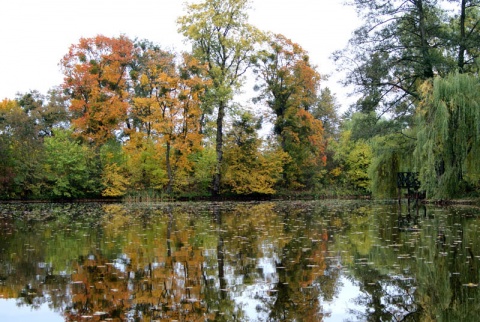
[[2, 0, 480, 200], [0, 203, 339, 320], [0, 0, 350, 200], [334, 0, 480, 199]]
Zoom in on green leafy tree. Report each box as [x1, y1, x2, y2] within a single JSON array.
[[447, 0, 480, 73], [415, 72, 480, 198], [368, 133, 416, 198], [0, 97, 47, 198], [336, 0, 480, 127], [332, 115, 373, 193], [43, 130, 101, 198], [0, 99, 19, 198], [312, 87, 340, 138], [334, 0, 446, 121], [16, 89, 69, 137], [190, 146, 217, 195], [177, 0, 261, 196]]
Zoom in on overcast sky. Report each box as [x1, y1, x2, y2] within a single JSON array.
[[0, 0, 360, 109]]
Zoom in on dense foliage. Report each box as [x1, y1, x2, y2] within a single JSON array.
[[1, 0, 480, 200], [335, 0, 480, 200]]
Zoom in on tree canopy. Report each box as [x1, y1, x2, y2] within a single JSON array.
[[2, 1, 480, 200]]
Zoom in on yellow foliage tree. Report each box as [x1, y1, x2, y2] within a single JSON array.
[[101, 161, 130, 197], [129, 46, 208, 193], [122, 132, 166, 191], [223, 112, 287, 195]]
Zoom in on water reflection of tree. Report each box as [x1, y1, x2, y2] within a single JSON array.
[[341, 204, 425, 321], [0, 210, 71, 313], [8, 202, 480, 321], [240, 203, 338, 321], [414, 207, 480, 321], [63, 205, 217, 321], [199, 204, 242, 321], [347, 266, 421, 321], [111, 204, 214, 321], [342, 204, 480, 321]]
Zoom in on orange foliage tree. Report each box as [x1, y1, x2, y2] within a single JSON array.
[[129, 43, 208, 193], [255, 34, 326, 188], [61, 35, 136, 144]]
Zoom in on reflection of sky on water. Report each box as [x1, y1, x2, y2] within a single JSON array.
[[4, 202, 478, 320], [324, 275, 363, 321], [234, 255, 363, 321], [0, 275, 361, 322], [234, 257, 280, 321], [0, 299, 63, 322]]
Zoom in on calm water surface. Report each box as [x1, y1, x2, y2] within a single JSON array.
[[1, 201, 480, 321]]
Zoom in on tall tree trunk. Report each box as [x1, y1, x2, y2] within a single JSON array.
[[416, 0, 434, 79], [458, 0, 467, 72], [214, 206, 226, 300], [212, 101, 225, 196], [166, 141, 173, 194]]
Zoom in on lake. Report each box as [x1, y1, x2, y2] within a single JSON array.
[[0, 200, 479, 321]]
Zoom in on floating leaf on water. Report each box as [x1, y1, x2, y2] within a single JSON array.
[[389, 244, 403, 247]]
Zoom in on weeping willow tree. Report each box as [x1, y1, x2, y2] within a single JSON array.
[[368, 132, 417, 199], [415, 72, 480, 199]]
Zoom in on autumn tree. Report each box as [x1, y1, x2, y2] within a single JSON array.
[[128, 40, 176, 136], [222, 111, 286, 195], [111, 42, 174, 193], [178, 0, 261, 196], [255, 33, 326, 188], [100, 140, 130, 197], [121, 133, 165, 193], [129, 42, 208, 193], [61, 35, 136, 144], [154, 54, 206, 193]]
